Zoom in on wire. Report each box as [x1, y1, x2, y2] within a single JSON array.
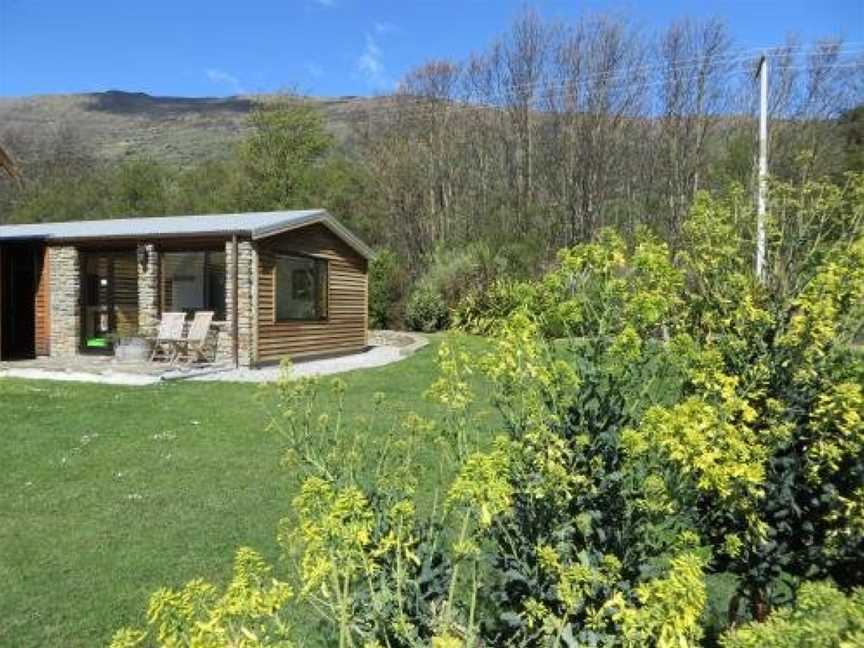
[[348, 58, 863, 124], [384, 44, 864, 105], [351, 45, 864, 119]]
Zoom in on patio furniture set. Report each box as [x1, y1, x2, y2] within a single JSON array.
[[149, 311, 215, 366]]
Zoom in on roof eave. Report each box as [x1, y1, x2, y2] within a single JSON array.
[[0, 235, 50, 242], [251, 211, 375, 260], [45, 230, 251, 243]]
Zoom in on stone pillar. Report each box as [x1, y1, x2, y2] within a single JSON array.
[[251, 242, 259, 362], [137, 243, 159, 337], [49, 246, 80, 357], [224, 239, 256, 367]]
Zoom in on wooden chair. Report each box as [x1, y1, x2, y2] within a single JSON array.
[[174, 311, 215, 366], [149, 312, 186, 363]]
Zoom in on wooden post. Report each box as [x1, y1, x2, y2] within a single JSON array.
[[231, 234, 239, 368], [756, 55, 768, 282]]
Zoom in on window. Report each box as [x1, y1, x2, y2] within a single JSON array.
[[275, 254, 328, 321], [162, 251, 226, 320]]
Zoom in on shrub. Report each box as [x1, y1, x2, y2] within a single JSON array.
[[451, 279, 537, 335], [405, 283, 449, 332], [721, 581, 864, 647], [109, 547, 294, 648], [368, 248, 405, 329], [113, 180, 864, 647], [415, 241, 542, 320], [420, 246, 484, 307]]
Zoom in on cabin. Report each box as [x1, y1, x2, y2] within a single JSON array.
[[0, 210, 372, 366]]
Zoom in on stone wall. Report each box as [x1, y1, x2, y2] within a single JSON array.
[[137, 243, 159, 337], [220, 239, 256, 366], [48, 246, 80, 357]]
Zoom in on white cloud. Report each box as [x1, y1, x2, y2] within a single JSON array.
[[374, 21, 398, 35], [305, 62, 325, 79], [204, 68, 244, 94], [356, 34, 392, 89]]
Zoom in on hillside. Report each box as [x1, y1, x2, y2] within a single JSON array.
[[0, 91, 378, 166]]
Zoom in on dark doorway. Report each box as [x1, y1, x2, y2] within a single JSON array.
[[79, 251, 139, 354], [0, 242, 40, 360]]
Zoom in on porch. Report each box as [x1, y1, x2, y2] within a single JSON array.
[[71, 242, 236, 362], [0, 353, 235, 385], [0, 235, 253, 366], [0, 330, 425, 385]]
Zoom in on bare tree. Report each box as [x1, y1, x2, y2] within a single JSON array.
[[547, 14, 647, 243], [498, 9, 551, 231], [355, 9, 859, 276], [656, 18, 733, 238]]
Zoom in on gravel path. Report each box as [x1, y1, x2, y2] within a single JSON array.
[[187, 345, 407, 383], [0, 332, 427, 386], [0, 367, 161, 386]]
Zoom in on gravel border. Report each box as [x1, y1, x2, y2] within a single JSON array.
[[0, 367, 161, 386], [0, 332, 429, 386], [188, 332, 428, 383]]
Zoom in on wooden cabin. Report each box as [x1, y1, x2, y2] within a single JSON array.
[[0, 210, 372, 366]]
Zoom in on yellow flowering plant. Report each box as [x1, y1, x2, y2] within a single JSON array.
[[114, 174, 864, 647], [110, 548, 295, 648]]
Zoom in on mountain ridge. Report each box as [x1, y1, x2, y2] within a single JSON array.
[[0, 90, 379, 165]]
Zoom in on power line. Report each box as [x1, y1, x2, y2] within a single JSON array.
[[385, 44, 864, 106], [348, 58, 863, 124], [354, 45, 863, 116]]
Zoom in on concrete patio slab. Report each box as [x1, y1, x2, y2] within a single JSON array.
[[0, 332, 428, 386]]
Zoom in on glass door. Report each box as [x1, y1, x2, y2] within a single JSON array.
[[80, 252, 139, 353]]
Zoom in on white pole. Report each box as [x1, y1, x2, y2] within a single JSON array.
[[756, 55, 768, 282]]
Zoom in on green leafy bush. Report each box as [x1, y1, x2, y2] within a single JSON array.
[[415, 242, 543, 332], [405, 284, 449, 332], [451, 279, 537, 335], [113, 178, 864, 647], [368, 248, 405, 329], [419, 246, 486, 308], [721, 581, 864, 647]]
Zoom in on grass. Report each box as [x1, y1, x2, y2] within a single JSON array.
[[0, 335, 496, 648], [0, 332, 739, 647]]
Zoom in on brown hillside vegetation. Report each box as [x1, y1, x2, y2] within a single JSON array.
[[0, 91, 380, 164]]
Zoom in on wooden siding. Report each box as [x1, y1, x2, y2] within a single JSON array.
[[34, 247, 50, 356], [256, 223, 368, 362], [114, 254, 138, 337]]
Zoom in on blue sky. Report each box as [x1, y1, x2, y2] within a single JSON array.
[[0, 0, 861, 98]]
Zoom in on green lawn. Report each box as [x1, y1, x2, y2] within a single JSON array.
[[0, 335, 496, 648]]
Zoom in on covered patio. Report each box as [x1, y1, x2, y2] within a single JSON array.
[[75, 243, 229, 361], [0, 226, 248, 367]]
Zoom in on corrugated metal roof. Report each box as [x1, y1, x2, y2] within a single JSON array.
[[0, 210, 374, 258]]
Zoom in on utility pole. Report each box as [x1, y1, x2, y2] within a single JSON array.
[[756, 54, 768, 282]]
